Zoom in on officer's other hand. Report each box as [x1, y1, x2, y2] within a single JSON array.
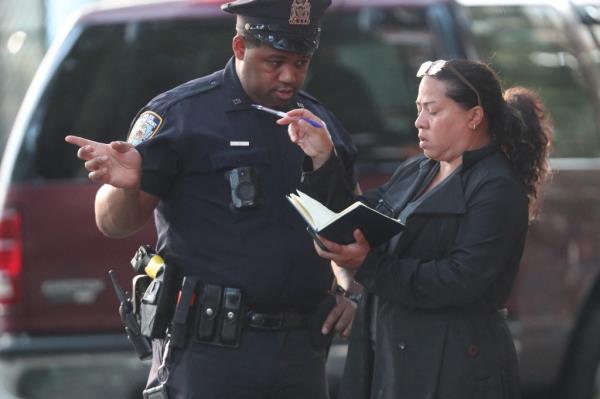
[[313, 229, 370, 270], [321, 295, 356, 338], [65, 135, 142, 189], [277, 108, 333, 170]]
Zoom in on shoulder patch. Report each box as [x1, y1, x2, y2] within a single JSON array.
[[128, 111, 163, 145]]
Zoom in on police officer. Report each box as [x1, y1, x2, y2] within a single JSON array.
[[66, 1, 358, 398]]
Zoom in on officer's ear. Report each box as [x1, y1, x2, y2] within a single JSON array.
[[233, 35, 246, 60]]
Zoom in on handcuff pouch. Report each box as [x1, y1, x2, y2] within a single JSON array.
[[220, 287, 243, 345], [195, 284, 222, 341], [194, 284, 244, 348]]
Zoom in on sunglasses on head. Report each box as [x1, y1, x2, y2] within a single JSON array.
[[417, 60, 482, 108]]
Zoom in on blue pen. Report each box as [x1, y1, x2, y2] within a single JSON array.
[[251, 104, 323, 128]]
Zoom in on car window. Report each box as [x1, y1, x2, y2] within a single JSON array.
[[14, 7, 438, 183], [461, 4, 600, 158], [308, 7, 435, 164], [14, 19, 233, 183]]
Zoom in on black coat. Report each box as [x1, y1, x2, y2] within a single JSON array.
[[301, 144, 527, 399]]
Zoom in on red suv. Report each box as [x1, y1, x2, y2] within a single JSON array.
[[2, 0, 600, 398]]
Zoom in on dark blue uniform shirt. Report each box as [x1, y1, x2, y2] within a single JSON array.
[[132, 58, 356, 310]]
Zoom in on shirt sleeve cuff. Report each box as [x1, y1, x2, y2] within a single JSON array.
[[300, 150, 344, 188], [140, 171, 169, 197]]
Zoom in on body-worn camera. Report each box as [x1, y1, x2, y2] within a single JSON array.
[[226, 166, 261, 209]]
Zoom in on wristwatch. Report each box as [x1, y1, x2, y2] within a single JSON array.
[[333, 284, 363, 304]]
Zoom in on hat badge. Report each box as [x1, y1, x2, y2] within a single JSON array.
[[289, 0, 311, 25]]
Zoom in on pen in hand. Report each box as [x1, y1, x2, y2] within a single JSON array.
[[251, 104, 323, 128]]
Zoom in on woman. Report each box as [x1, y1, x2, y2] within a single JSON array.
[[279, 59, 552, 398]]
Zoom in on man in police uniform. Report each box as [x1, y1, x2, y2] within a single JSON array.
[[66, 0, 358, 398]]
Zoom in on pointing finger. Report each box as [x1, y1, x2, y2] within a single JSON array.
[[65, 135, 95, 148]]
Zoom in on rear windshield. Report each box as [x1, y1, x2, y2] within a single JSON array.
[[14, 8, 436, 183]]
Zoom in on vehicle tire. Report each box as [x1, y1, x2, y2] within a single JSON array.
[[561, 306, 600, 399]]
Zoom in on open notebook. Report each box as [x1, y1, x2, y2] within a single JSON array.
[[287, 190, 404, 247]]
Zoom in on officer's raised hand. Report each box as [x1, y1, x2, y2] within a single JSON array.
[[277, 108, 333, 170], [65, 135, 141, 189], [65, 135, 156, 238]]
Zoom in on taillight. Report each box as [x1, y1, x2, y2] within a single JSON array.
[[0, 208, 22, 303]]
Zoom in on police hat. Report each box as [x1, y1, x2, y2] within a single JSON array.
[[222, 0, 332, 55]]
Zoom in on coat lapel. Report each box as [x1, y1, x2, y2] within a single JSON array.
[[398, 166, 466, 224], [380, 158, 436, 217]]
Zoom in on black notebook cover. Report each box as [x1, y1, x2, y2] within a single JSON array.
[[311, 202, 404, 247], [287, 191, 404, 248]]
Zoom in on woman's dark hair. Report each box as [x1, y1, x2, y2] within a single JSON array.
[[434, 59, 553, 220]]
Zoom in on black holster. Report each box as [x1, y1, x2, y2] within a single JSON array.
[[139, 264, 180, 339]]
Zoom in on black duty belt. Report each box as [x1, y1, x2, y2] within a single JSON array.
[[166, 278, 317, 349], [245, 310, 309, 330]]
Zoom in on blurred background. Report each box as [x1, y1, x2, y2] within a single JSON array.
[[0, 0, 97, 153], [3, 1, 600, 398]]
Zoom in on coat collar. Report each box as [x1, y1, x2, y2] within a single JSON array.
[[462, 141, 499, 170], [399, 164, 466, 222], [394, 143, 500, 222], [221, 58, 253, 112]]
